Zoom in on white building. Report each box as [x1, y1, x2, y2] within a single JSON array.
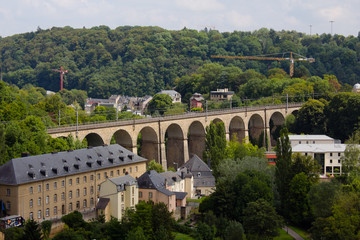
[[290, 135, 345, 176], [157, 90, 182, 103]]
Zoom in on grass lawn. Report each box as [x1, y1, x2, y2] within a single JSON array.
[[173, 232, 195, 240], [289, 225, 310, 240], [273, 229, 295, 240]]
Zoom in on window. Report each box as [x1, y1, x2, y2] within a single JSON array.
[[306, 141, 309, 144], [76, 189, 80, 198], [83, 188, 87, 196], [69, 179, 72, 185], [54, 206, 57, 215], [132, 198, 134, 206], [46, 183, 49, 191], [135, 166, 138, 172], [117, 170, 120, 176], [30, 199, 33, 208], [54, 182, 57, 189], [46, 195, 49, 204], [97, 185, 100, 192], [132, 186, 134, 196], [69, 203, 72, 211], [29, 212, 33, 220], [330, 153, 333, 157], [338, 159, 341, 163], [61, 180, 65, 187], [38, 197, 41, 206], [6, 189, 10, 196], [338, 153, 341, 157], [76, 177, 80, 184], [149, 192, 153, 198], [46, 208, 49, 217], [54, 194, 57, 203], [104, 172, 107, 178], [313, 141, 315, 144], [61, 192, 65, 201], [38, 210, 41, 219], [97, 173, 100, 180], [123, 168, 126, 174], [197, 172, 201, 177], [90, 175, 94, 181], [305, 153, 308, 156], [90, 186, 94, 195], [83, 176, 87, 183], [76, 201, 80, 209], [139, 191, 142, 198], [330, 160, 333, 163], [6, 201, 10, 210], [29, 186, 33, 194], [90, 198, 94, 207], [299, 141, 301, 144], [38, 184, 41, 193], [69, 191, 72, 199], [110, 171, 113, 177], [129, 167, 132, 173], [83, 199, 87, 208], [121, 193, 124, 202]]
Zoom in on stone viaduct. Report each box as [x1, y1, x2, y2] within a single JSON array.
[[48, 103, 301, 169]]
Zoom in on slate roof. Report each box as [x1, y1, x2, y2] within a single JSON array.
[[289, 135, 334, 141], [180, 154, 215, 188], [173, 191, 187, 200], [108, 175, 137, 192], [96, 198, 110, 210], [137, 170, 175, 196], [160, 171, 182, 186], [292, 144, 347, 153], [0, 144, 147, 186]]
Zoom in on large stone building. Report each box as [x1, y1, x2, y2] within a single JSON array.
[[210, 88, 234, 102], [0, 144, 147, 221]]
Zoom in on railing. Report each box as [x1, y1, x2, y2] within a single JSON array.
[[47, 102, 303, 134]]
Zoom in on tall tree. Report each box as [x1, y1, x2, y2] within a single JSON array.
[[274, 128, 293, 217]]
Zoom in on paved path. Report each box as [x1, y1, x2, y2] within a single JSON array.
[[282, 226, 305, 240]]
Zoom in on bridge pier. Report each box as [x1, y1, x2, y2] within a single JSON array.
[[160, 142, 167, 170], [183, 138, 189, 163]]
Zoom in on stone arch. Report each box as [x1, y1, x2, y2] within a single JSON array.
[[112, 129, 133, 152], [270, 112, 285, 147], [212, 118, 223, 125], [290, 109, 299, 117], [248, 114, 264, 147], [138, 126, 158, 164], [84, 133, 104, 147], [188, 121, 206, 159], [229, 116, 246, 142], [165, 124, 184, 169]]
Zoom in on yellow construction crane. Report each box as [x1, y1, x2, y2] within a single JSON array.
[[211, 52, 315, 77]]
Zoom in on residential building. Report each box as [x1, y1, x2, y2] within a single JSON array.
[[189, 93, 204, 109], [0, 144, 147, 221], [210, 88, 234, 102], [157, 90, 182, 103], [352, 83, 360, 93], [137, 170, 177, 212], [97, 175, 138, 221], [180, 154, 215, 196]]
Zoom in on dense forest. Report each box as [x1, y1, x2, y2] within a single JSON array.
[[0, 26, 359, 98]]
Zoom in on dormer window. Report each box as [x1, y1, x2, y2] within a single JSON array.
[[40, 169, 47, 176], [75, 157, 81, 161], [52, 168, 58, 174], [97, 160, 102, 166], [62, 159, 67, 163], [28, 164, 33, 169], [97, 153, 102, 157], [109, 151, 113, 155], [86, 162, 93, 167], [128, 155, 133, 160], [74, 164, 80, 170], [87, 155, 92, 159], [108, 158, 114, 163], [41, 162, 46, 167], [28, 172, 35, 179], [63, 166, 69, 172], [119, 156, 124, 161]]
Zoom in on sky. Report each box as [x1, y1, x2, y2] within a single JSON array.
[[0, 0, 359, 37]]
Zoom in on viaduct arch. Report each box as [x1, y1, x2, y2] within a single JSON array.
[[48, 104, 301, 170]]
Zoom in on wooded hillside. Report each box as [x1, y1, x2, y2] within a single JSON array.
[[1, 26, 359, 98]]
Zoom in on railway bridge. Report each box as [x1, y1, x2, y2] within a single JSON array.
[[48, 103, 302, 169]]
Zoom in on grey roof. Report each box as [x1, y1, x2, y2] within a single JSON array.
[[289, 135, 334, 141], [160, 171, 182, 186], [108, 175, 137, 192], [157, 90, 180, 98], [96, 198, 110, 210], [292, 144, 348, 153], [173, 191, 187, 200], [181, 154, 211, 173], [194, 176, 216, 188], [137, 170, 175, 196], [0, 144, 147, 186]]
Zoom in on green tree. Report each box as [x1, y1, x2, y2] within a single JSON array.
[[295, 99, 327, 134], [61, 211, 87, 229], [41, 220, 52, 240], [22, 219, 43, 240], [203, 121, 227, 178], [147, 160, 164, 173], [308, 181, 340, 218], [125, 227, 147, 240], [224, 220, 246, 240], [243, 198, 283, 240], [274, 128, 293, 217], [147, 94, 173, 115], [341, 131, 360, 178]]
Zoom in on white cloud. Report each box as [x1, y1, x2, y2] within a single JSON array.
[[225, 10, 253, 29]]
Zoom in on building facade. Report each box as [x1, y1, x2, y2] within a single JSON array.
[[0, 144, 147, 221], [210, 88, 234, 102], [157, 90, 182, 103]]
